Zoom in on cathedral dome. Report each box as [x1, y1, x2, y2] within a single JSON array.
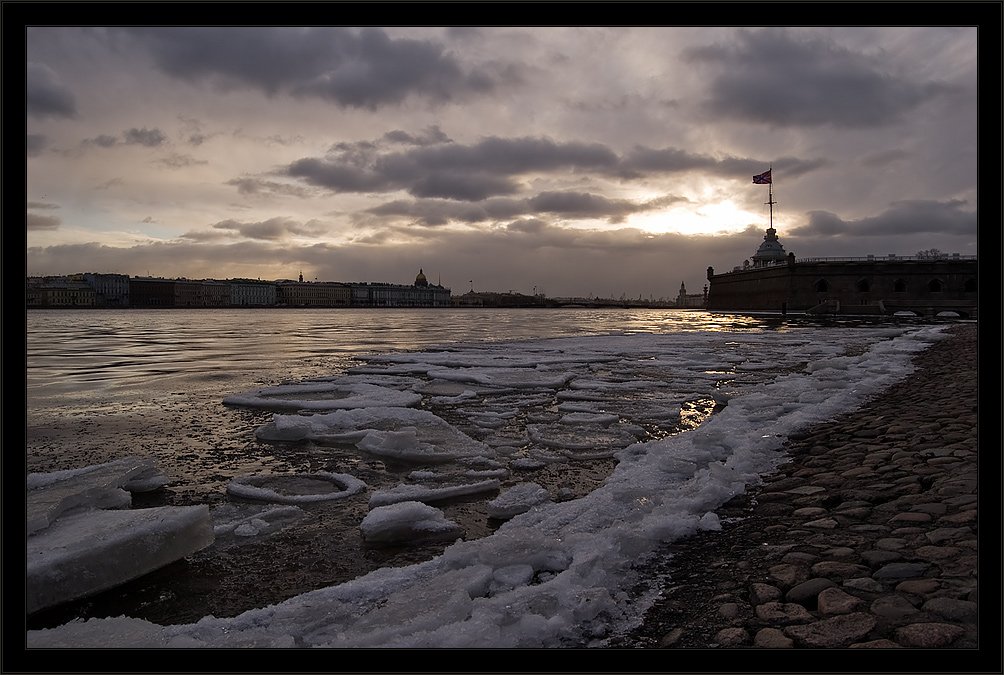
[[414, 268, 428, 287]]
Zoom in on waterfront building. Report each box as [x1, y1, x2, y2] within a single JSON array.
[[174, 279, 203, 308], [26, 276, 96, 307], [675, 281, 708, 308], [347, 270, 450, 307], [276, 280, 351, 307], [83, 273, 130, 307], [229, 279, 277, 307], [129, 277, 176, 307], [199, 280, 230, 307]]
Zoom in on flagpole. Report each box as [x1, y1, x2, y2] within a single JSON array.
[[765, 165, 776, 230]]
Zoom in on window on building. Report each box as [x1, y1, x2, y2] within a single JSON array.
[[894, 279, 907, 292], [964, 278, 977, 292], [928, 279, 944, 292], [814, 279, 829, 292], [856, 279, 870, 292]]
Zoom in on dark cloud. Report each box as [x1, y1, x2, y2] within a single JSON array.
[[207, 217, 328, 241], [28, 212, 61, 230], [227, 177, 314, 198], [87, 134, 119, 148], [365, 190, 678, 227], [27, 134, 47, 157], [28, 201, 59, 210], [27, 62, 77, 119], [792, 199, 976, 238], [155, 153, 208, 169], [141, 216, 156, 223], [124, 127, 167, 147], [409, 173, 520, 201], [123, 27, 514, 109], [685, 28, 953, 128], [287, 136, 620, 200], [382, 125, 452, 146]]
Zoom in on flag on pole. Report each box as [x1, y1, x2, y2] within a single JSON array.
[[753, 169, 772, 184]]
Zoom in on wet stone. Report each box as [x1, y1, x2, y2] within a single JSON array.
[[849, 639, 903, 648], [861, 550, 901, 567], [922, 597, 978, 623], [804, 518, 838, 529], [819, 547, 855, 559], [894, 622, 965, 648], [925, 527, 971, 544], [781, 551, 819, 566], [870, 595, 920, 619], [817, 587, 865, 615], [895, 578, 940, 595], [785, 578, 836, 608], [810, 561, 869, 579], [755, 602, 813, 624], [753, 627, 793, 649], [751, 583, 781, 604], [875, 537, 908, 551], [657, 627, 684, 648], [784, 612, 877, 648], [754, 502, 792, 517], [792, 507, 827, 518], [768, 564, 809, 589], [914, 545, 960, 561], [714, 627, 748, 647], [843, 577, 886, 593], [873, 562, 929, 581], [718, 602, 741, 620]]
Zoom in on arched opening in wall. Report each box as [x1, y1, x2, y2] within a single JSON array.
[[814, 279, 829, 292], [928, 279, 944, 292], [856, 279, 871, 292], [894, 279, 907, 292], [964, 278, 977, 292]]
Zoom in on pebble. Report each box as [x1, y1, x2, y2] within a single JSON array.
[[613, 325, 978, 649]]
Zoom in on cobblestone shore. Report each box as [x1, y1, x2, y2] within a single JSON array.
[[611, 323, 979, 651]]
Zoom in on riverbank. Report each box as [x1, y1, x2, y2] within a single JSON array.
[[609, 323, 980, 651]]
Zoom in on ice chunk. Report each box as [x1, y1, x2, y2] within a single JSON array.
[[227, 472, 367, 504], [360, 501, 464, 545], [224, 382, 421, 411], [369, 479, 500, 508], [27, 505, 213, 614], [27, 457, 166, 535], [211, 503, 306, 544], [486, 483, 551, 519]]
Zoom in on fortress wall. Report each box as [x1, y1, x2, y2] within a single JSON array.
[[707, 260, 977, 313]]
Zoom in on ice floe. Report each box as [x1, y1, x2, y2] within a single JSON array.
[[227, 472, 367, 504], [360, 501, 464, 545]]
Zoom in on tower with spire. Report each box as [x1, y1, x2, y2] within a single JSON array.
[[751, 167, 787, 267]]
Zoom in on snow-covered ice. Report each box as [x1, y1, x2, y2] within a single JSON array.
[[368, 479, 500, 508], [26, 324, 951, 648], [227, 472, 367, 504], [486, 482, 551, 519], [26, 458, 212, 614], [360, 501, 464, 544]]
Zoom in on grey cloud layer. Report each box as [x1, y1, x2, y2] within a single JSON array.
[[182, 217, 328, 241], [366, 191, 686, 226], [123, 27, 516, 109], [27, 62, 77, 119], [685, 28, 954, 128], [793, 200, 976, 237], [285, 135, 811, 205]]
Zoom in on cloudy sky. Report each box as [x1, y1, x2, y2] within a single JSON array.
[[25, 24, 980, 299]]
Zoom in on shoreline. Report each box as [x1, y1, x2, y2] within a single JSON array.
[[610, 323, 979, 650]]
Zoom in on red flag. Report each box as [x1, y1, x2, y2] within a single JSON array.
[[753, 169, 771, 184]]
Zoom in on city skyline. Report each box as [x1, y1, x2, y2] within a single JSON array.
[[23, 17, 984, 297]]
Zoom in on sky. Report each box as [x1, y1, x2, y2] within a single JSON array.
[[23, 21, 982, 299]]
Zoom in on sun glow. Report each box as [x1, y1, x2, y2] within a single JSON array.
[[628, 200, 760, 236]]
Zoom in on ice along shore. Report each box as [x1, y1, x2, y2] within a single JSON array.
[[611, 323, 980, 650]]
